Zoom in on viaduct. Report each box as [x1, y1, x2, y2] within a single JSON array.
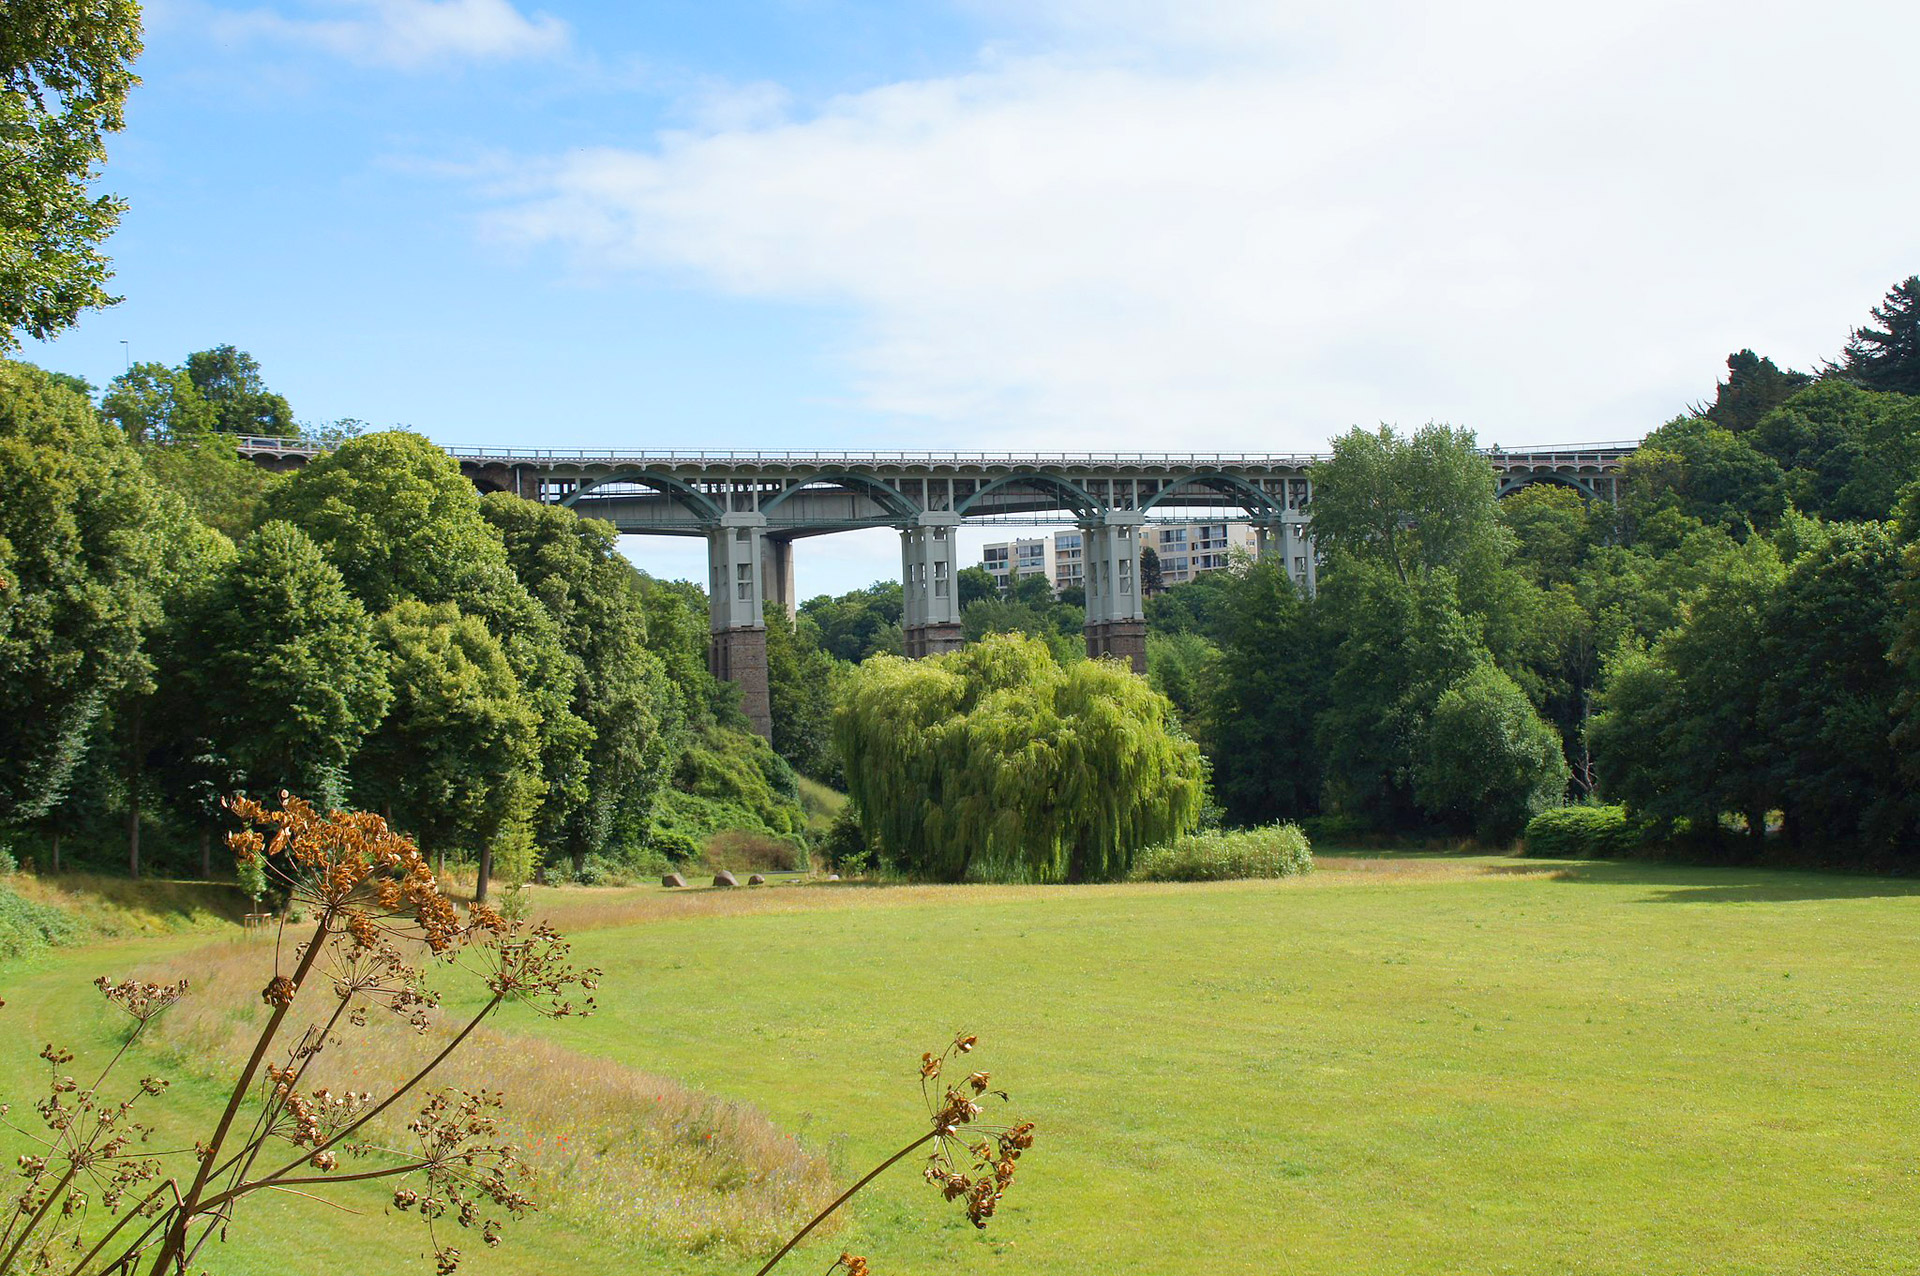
[[238, 439, 1635, 738]]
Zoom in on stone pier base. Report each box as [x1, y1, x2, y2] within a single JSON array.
[[903, 622, 965, 659], [708, 626, 772, 739], [1084, 620, 1148, 674]]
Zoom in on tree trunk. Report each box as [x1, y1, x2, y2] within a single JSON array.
[[201, 829, 213, 880], [50, 831, 61, 874], [1747, 805, 1768, 858], [126, 703, 143, 880], [475, 846, 492, 905]]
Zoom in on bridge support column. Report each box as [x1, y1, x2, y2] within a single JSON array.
[[1082, 512, 1146, 674], [708, 513, 772, 739], [1255, 518, 1318, 594], [761, 535, 797, 622], [901, 513, 964, 658]]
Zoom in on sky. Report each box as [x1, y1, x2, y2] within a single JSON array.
[[22, 0, 1920, 597]]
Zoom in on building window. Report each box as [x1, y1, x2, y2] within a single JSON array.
[[735, 562, 752, 602], [1120, 559, 1133, 594]]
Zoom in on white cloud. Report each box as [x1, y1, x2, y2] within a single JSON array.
[[211, 0, 568, 68], [485, 0, 1920, 449]]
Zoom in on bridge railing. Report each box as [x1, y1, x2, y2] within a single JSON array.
[[234, 436, 1640, 466]]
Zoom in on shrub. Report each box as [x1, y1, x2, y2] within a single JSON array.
[[820, 803, 872, 874], [0, 881, 76, 961], [1524, 804, 1643, 858], [1131, 824, 1314, 882], [573, 851, 668, 887], [647, 828, 702, 862], [704, 828, 809, 873]]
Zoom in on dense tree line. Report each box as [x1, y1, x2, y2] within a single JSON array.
[[1169, 276, 1920, 862], [0, 356, 806, 889]]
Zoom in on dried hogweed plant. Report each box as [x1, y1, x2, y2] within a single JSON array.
[[753, 1033, 1036, 1276], [1, 794, 1034, 1276], [0, 794, 597, 1276]]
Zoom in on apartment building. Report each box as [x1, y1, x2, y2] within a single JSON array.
[[980, 535, 1056, 591], [1148, 522, 1259, 588], [980, 522, 1258, 596]]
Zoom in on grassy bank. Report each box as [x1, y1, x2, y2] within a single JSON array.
[[7, 856, 1920, 1274], [526, 856, 1920, 1275]]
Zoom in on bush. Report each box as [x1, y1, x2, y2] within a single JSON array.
[[703, 829, 809, 873], [646, 828, 701, 863], [667, 726, 808, 840], [1131, 824, 1314, 883], [1523, 805, 1643, 859], [820, 804, 871, 874], [0, 881, 77, 962], [573, 853, 658, 887]]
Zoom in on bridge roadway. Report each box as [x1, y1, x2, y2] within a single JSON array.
[[238, 438, 1635, 737]]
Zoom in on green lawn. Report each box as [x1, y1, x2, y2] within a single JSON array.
[[7, 856, 1920, 1275]]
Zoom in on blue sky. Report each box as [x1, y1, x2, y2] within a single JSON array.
[[22, 0, 1920, 596]]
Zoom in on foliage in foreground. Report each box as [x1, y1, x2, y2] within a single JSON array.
[[1131, 825, 1314, 883], [0, 796, 1034, 1275], [836, 633, 1205, 883]]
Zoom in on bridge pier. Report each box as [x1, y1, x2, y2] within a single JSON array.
[[1082, 512, 1147, 673], [1255, 518, 1319, 593], [707, 514, 772, 739], [761, 535, 796, 622], [901, 513, 964, 658]]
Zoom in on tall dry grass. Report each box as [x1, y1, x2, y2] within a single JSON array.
[[497, 856, 1548, 936], [135, 938, 836, 1255]]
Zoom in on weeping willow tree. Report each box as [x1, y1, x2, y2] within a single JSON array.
[[836, 633, 1206, 882]]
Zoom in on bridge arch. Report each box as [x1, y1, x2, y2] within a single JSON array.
[[1497, 471, 1601, 500], [560, 471, 726, 522], [760, 471, 922, 521], [956, 471, 1103, 520], [1139, 471, 1286, 520]]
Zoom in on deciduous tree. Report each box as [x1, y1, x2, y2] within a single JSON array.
[[1415, 664, 1569, 843], [0, 361, 196, 824], [354, 601, 541, 896], [0, 0, 142, 347], [171, 521, 389, 807], [836, 633, 1204, 882]]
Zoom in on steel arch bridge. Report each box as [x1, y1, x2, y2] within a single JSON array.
[[238, 439, 1635, 735]]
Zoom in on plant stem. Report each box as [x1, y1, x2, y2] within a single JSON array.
[[751, 1129, 937, 1276], [197, 993, 503, 1215], [0, 1165, 79, 1275], [58, 1179, 178, 1276], [148, 915, 329, 1274]]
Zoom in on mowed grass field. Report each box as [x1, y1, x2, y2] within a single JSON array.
[[6, 855, 1920, 1275]]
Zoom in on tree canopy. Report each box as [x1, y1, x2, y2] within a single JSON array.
[[0, 0, 142, 348], [0, 361, 209, 821], [171, 520, 390, 807], [1836, 276, 1920, 395], [837, 633, 1204, 882]]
